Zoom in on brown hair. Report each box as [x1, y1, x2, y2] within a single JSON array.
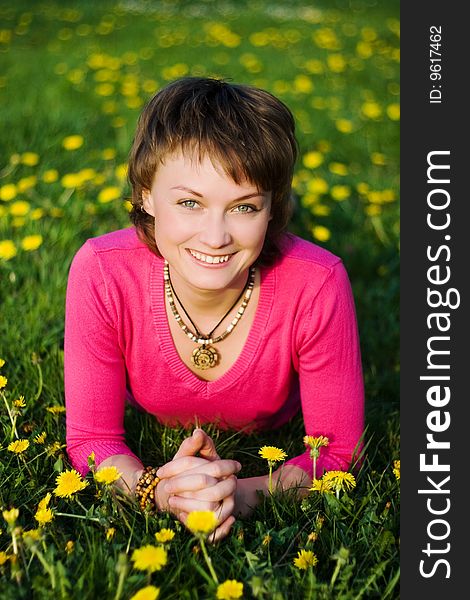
[[128, 77, 298, 266]]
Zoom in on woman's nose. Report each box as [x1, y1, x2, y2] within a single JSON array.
[[198, 213, 232, 248]]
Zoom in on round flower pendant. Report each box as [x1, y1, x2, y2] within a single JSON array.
[[191, 345, 219, 370]]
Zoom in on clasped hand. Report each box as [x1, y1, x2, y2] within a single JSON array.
[[155, 429, 241, 542]]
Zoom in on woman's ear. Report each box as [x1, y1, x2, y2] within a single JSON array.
[[141, 189, 155, 216]]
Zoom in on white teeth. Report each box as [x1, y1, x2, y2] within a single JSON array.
[[189, 249, 231, 263]]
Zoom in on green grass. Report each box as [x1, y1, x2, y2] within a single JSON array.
[[0, 0, 399, 598]]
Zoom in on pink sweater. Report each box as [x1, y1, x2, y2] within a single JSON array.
[[64, 227, 364, 477]]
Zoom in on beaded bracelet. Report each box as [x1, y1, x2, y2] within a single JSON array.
[[135, 466, 160, 513]]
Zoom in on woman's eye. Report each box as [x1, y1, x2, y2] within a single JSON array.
[[233, 204, 256, 213], [180, 199, 198, 209]]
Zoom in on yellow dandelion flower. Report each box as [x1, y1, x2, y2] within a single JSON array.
[[0, 183, 18, 201], [155, 528, 175, 543], [2, 508, 19, 526], [34, 431, 47, 444], [329, 162, 348, 176], [216, 579, 244, 599], [186, 510, 218, 535], [37, 493, 52, 512], [131, 544, 168, 572], [259, 446, 287, 463], [61, 173, 84, 188], [54, 469, 88, 498], [65, 540, 74, 554], [102, 148, 116, 160], [46, 406, 66, 414], [331, 185, 351, 201], [371, 152, 387, 166], [42, 169, 59, 183], [0, 374, 8, 388], [293, 549, 318, 570], [21, 152, 40, 166], [0, 551, 10, 566], [13, 396, 26, 408], [392, 460, 400, 480], [21, 235, 43, 252], [106, 527, 116, 541], [98, 186, 121, 203], [307, 178, 328, 194], [366, 205, 382, 217], [8, 439, 29, 454], [35, 507, 54, 526], [0, 358, 5, 368], [22, 528, 42, 542], [322, 470, 356, 493], [129, 586, 160, 600], [94, 466, 122, 485], [303, 151, 324, 169], [312, 225, 331, 242], [327, 53, 346, 73], [17, 176, 37, 192], [335, 119, 353, 134], [0, 241, 17, 261], [11, 200, 31, 216], [294, 74, 314, 93], [310, 478, 334, 494], [262, 534, 272, 546], [303, 435, 329, 450], [62, 135, 84, 150], [115, 164, 128, 180], [361, 101, 382, 119], [46, 441, 65, 456], [387, 103, 400, 121]]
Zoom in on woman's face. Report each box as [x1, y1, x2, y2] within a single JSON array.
[[142, 152, 272, 294]]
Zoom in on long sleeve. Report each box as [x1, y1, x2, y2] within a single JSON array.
[[285, 260, 364, 478], [64, 241, 139, 476]]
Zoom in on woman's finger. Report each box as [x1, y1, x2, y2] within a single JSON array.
[[168, 495, 221, 514], [158, 458, 241, 480], [174, 475, 237, 502], [173, 429, 220, 461]]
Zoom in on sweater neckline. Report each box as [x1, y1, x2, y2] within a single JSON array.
[[150, 257, 275, 393]]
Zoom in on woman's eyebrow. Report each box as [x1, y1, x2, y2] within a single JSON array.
[[170, 185, 267, 201]]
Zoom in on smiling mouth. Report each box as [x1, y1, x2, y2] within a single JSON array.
[[187, 249, 234, 264]]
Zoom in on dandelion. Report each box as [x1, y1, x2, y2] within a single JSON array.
[[322, 470, 356, 498], [46, 405, 66, 414], [0, 375, 8, 388], [98, 186, 121, 203], [0, 241, 17, 261], [21, 152, 40, 166], [303, 151, 323, 169], [131, 544, 168, 573], [0, 184, 17, 201], [216, 579, 244, 599], [331, 185, 351, 201], [34, 431, 47, 444], [259, 446, 287, 493], [62, 135, 84, 150], [94, 466, 121, 485], [262, 534, 272, 546], [65, 540, 74, 554], [7, 439, 29, 454], [0, 551, 10, 566], [304, 435, 329, 481], [2, 508, 19, 526], [13, 396, 26, 408], [21, 235, 43, 251], [392, 460, 400, 481], [129, 586, 160, 600], [0, 358, 5, 368], [293, 549, 318, 570], [42, 169, 59, 183], [186, 510, 218, 535], [361, 101, 382, 120], [105, 527, 116, 541], [310, 478, 334, 494], [54, 469, 88, 498], [10, 200, 30, 216], [35, 507, 53, 526], [155, 528, 175, 543], [312, 225, 331, 242], [22, 529, 42, 542], [387, 103, 400, 121]]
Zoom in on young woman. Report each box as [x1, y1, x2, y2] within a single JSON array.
[[64, 77, 364, 541]]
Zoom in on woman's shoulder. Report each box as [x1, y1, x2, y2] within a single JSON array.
[[84, 226, 147, 254], [277, 232, 342, 271]]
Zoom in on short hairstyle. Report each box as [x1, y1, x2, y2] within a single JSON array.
[[128, 77, 298, 266]]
